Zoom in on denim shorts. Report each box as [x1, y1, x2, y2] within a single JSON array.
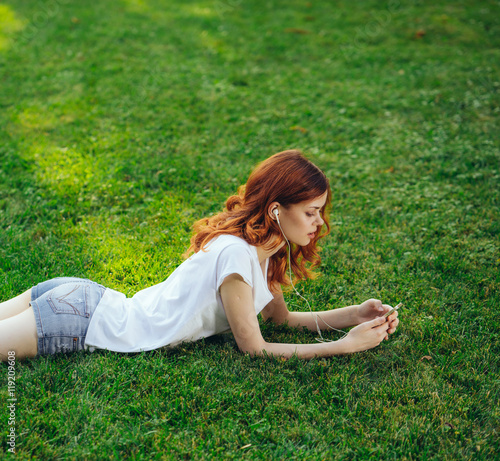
[[31, 277, 106, 356]]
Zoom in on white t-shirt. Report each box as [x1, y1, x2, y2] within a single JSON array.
[[84, 235, 274, 352]]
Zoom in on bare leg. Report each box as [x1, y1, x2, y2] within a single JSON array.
[[0, 306, 38, 361], [0, 289, 32, 321]]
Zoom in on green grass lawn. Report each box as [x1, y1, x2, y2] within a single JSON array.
[[0, 0, 499, 458]]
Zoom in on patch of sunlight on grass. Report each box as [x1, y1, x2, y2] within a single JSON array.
[[17, 107, 59, 130], [77, 195, 190, 294], [183, 4, 216, 18], [200, 29, 227, 54], [121, 0, 151, 13], [0, 4, 26, 51], [32, 145, 96, 196]]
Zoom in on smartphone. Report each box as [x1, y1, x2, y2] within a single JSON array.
[[384, 302, 402, 318]]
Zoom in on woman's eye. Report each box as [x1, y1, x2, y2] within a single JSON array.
[[306, 212, 314, 217]]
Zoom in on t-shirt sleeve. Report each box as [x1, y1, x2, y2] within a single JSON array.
[[216, 244, 254, 291]]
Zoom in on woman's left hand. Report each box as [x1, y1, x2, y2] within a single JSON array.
[[356, 298, 399, 339]]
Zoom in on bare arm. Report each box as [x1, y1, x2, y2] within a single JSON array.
[[219, 274, 391, 359], [261, 286, 359, 330], [261, 286, 399, 337]]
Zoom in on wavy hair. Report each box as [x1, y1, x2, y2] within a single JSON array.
[[185, 150, 331, 290]]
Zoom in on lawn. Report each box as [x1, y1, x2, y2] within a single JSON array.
[[0, 0, 499, 459]]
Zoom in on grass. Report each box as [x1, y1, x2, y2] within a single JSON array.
[[0, 0, 499, 458]]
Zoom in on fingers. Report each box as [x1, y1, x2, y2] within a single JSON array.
[[347, 322, 387, 352], [367, 317, 390, 346], [359, 299, 384, 319], [371, 316, 389, 328], [368, 299, 384, 315], [387, 318, 399, 334], [372, 299, 383, 311], [354, 308, 399, 350], [375, 315, 393, 337], [381, 303, 392, 314], [386, 313, 399, 335]]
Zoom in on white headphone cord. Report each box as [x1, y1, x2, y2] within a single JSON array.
[[275, 216, 347, 342]]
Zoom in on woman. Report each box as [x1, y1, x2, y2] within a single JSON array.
[[0, 150, 399, 361]]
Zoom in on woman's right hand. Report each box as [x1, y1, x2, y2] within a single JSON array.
[[340, 316, 389, 353]]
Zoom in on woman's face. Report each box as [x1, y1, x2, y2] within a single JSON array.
[[277, 191, 327, 246]]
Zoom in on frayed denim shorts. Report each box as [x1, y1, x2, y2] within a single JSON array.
[[31, 277, 106, 356]]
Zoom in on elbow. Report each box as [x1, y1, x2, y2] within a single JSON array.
[[261, 302, 290, 326], [237, 339, 268, 357], [262, 310, 289, 326], [238, 340, 288, 359]]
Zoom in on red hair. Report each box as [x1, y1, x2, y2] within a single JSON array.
[[185, 150, 331, 289]]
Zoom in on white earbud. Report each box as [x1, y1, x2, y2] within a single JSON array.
[[273, 207, 279, 222]]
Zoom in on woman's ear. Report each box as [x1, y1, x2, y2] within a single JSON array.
[[267, 202, 280, 220]]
